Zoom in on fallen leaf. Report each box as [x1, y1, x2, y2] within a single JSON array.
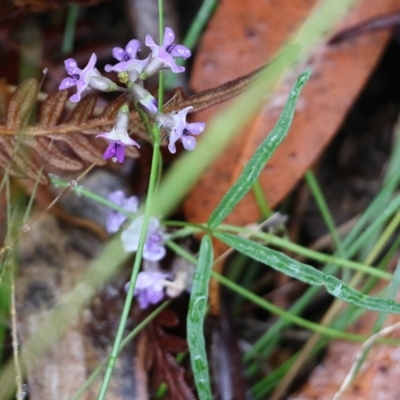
[[289, 305, 400, 399], [184, 0, 398, 226], [184, 0, 398, 313]]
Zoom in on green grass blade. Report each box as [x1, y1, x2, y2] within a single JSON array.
[[213, 231, 400, 314], [187, 235, 213, 400], [208, 69, 311, 229]]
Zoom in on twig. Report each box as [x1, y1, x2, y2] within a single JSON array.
[[332, 320, 400, 400]]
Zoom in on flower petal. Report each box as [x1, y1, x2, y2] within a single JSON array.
[[168, 44, 191, 59], [186, 122, 205, 135], [111, 46, 126, 62], [59, 77, 76, 90], [106, 211, 127, 233], [163, 27, 175, 47], [64, 58, 80, 75], [115, 143, 126, 163], [125, 39, 141, 58], [181, 135, 196, 151], [102, 143, 117, 160], [133, 271, 169, 309]]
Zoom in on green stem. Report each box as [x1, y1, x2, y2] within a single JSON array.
[[96, 138, 161, 400], [305, 170, 344, 256], [158, 0, 165, 109], [62, 5, 80, 54], [251, 179, 272, 218], [165, 0, 218, 88], [50, 176, 137, 218]]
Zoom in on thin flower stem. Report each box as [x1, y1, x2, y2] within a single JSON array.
[[62, 4, 80, 54], [23, 168, 44, 224], [158, 0, 165, 109], [96, 132, 162, 400], [50, 176, 136, 217]]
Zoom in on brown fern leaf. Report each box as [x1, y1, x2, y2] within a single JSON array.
[[6, 78, 39, 129], [33, 136, 85, 172], [0, 84, 140, 184], [99, 93, 128, 120], [144, 309, 196, 400], [67, 94, 98, 125], [0, 63, 265, 183], [37, 89, 69, 127]]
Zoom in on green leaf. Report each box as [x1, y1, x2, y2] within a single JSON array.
[[214, 231, 400, 314], [187, 235, 213, 400], [208, 69, 311, 229], [153, 46, 299, 218]]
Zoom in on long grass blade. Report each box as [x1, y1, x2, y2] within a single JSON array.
[[208, 69, 311, 229], [187, 235, 213, 400], [214, 231, 400, 314]]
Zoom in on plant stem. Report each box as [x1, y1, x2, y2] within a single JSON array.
[[158, 0, 165, 109], [96, 136, 161, 400]]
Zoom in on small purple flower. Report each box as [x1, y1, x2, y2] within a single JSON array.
[[121, 216, 167, 262], [59, 53, 118, 102], [96, 104, 140, 163], [105, 39, 150, 82], [130, 83, 158, 113], [155, 106, 206, 153], [106, 190, 139, 233], [128, 271, 169, 309], [142, 27, 191, 78]]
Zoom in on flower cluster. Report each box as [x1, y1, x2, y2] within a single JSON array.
[[106, 190, 184, 309], [59, 27, 205, 158], [106, 191, 167, 262], [59, 29, 202, 310]]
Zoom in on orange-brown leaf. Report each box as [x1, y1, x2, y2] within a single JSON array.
[[184, 0, 398, 227]]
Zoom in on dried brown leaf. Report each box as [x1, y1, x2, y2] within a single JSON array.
[[6, 78, 38, 129], [67, 94, 98, 124], [33, 136, 84, 172], [37, 89, 69, 127], [143, 309, 195, 400], [99, 93, 128, 119]]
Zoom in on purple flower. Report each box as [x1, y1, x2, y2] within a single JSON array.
[[129, 83, 158, 113], [121, 216, 167, 262], [142, 27, 191, 78], [105, 39, 150, 82], [155, 106, 206, 153], [106, 190, 139, 233], [96, 104, 140, 163], [128, 271, 169, 309], [59, 53, 117, 102]]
